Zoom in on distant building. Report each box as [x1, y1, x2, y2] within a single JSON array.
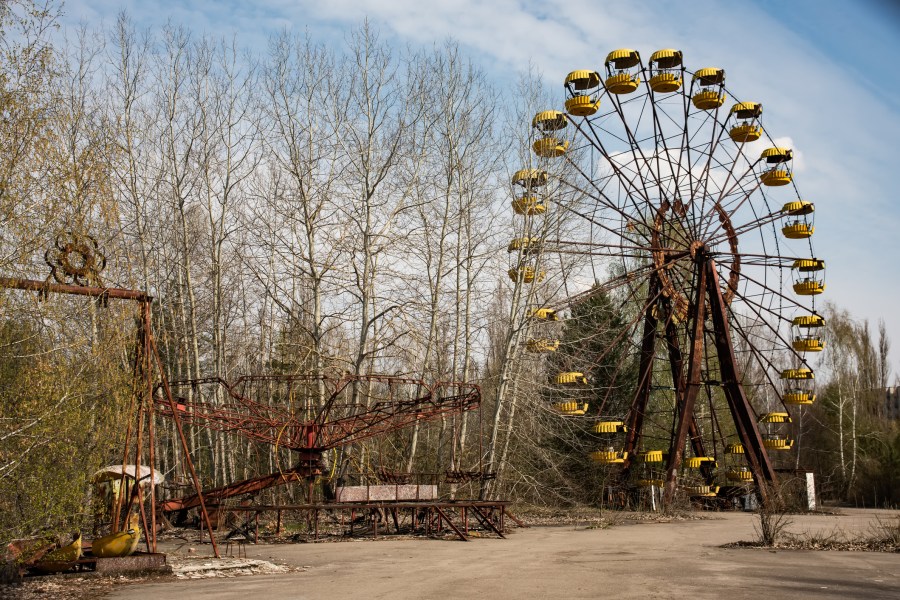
[[885, 387, 900, 419]]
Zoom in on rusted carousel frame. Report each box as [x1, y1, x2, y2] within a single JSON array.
[[0, 277, 220, 557]]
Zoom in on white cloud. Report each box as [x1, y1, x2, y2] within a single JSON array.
[[57, 0, 900, 368]]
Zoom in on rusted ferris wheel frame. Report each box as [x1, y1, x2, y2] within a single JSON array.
[[513, 50, 824, 506]]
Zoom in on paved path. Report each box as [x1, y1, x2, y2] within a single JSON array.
[[109, 509, 900, 599]]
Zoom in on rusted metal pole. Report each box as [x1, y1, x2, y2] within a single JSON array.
[[0, 277, 151, 301], [663, 260, 707, 505], [622, 274, 660, 477], [705, 259, 777, 501], [146, 316, 220, 557]]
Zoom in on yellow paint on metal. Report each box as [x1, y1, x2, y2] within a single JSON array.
[[793, 258, 825, 271], [637, 478, 665, 487], [682, 456, 716, 469], [605, 72, 640, 94], [555, 371, 588, 385], [92, 526, 141, 558], [692, 67, 725, 85], [762, 169, 792, 186], [592, 421, 627, 434], [729, 123, 762, 143], [533, 137, 569, 158], [725, 443, 745, 454], [526, 338, 560, 352], [605, 48, 641, 68], [565, 70, 601, 90], [783, 391, 816, 405], [793, 338, 825, 352], [512, 196, 546, 215], [782, 222, 813, 238], [692, 90, 726, 110], [507, 237, 540, 252], [649, 72, 682, 93], [508, 266, 545, 284], [529, 307, 558, 321], [781, 368, 814, 380], [763, 437, 794, 450], [730, 101, 763, 119], [793, 280, 825, 295], [759, 411, 792, 424], [782, 200, 814, 215], [684, 485, 720, 497], [589, 450, 628, 464], [565, 95, 601, 116], [553, 401, 589, 416], [793, 315, 825, 328], [761, 147, 793, 162], [511, 168, 548, 187], [532, 110, 568, 131], [638, 450, 666, 463], [649, 48, 683, 68], [726, 469, 754, 482]]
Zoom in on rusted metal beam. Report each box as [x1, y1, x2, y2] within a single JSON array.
[[433, 506, 469, 541], [663, 317, 713, 484], [622, 274, 660, 476], [705, 259, 777, 500], [663, 260, 707, 504], [471, 505, 505, 539], [160, 462, 316, 512], [0, 277, 152, 301]]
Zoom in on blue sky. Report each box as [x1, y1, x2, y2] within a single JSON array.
[[61, 0, 900, 373]]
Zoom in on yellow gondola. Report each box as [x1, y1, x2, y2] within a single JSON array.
[[637, 478, 665, 487], [649, 49, 683, 93], [682, 456, 716, 469], [554, 371, 588, 385], [511, 168, 548, 188], [726, 468, 754, 482], [793, 258, 825, 295], [553, 401, 589, 416], [759, 411, 792, 424], [792, 314, 825, 352], [725, 442, 744, 454], [512, 196, 546, 215], [592, 421, 627, 434], [526, 338, 560, 353], [507, 237, 541, 254], [763, 436, 794, 451], [532, 110, 569, 158], [684, 485, 720, 497], [637, 450, 666, 463], [782, 221, 814, 239], [529, 307, 558, 321], [782, 200, 814, 215], [564, 70, 602, 116], [691, 68, 726, 109], [783, 390, 816, 405], [589, 450, 628, 464], [604, 49, 641, 94], [728, 102, 762, 143], [793, 314, 825, 328], [508, 266, 545, 283], [760, 147, 793, 186]]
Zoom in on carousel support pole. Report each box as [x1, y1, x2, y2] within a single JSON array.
[[145, 302, 220, 557]]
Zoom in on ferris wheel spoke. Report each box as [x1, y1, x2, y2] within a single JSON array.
[[604, 91, 694, 235], [552, 160, 662, 245]]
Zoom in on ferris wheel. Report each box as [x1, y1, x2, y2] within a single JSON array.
[[509, 48, 825, 504]]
